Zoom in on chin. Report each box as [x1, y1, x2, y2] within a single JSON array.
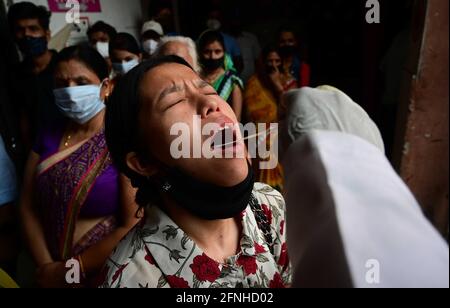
[[211, 158, 249, 187]]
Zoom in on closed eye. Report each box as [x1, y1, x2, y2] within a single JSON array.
[[165, 98, 186, 110]]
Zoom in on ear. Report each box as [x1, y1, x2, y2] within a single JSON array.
[[138, 53, 143, 62], [46, 30, 51, 42], [126, 152, 158, 178], [100, 78, 111, 101]]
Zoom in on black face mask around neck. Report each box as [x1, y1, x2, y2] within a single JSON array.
[[158, 163, 255, 220]]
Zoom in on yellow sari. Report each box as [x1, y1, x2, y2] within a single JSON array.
[[244, 76, 284, 192]]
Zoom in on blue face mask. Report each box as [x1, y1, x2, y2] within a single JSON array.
[[112, 58, 139, 75], [53, 82, 106, 124], [18, 36, 48, 58]]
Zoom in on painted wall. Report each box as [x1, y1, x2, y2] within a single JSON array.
[[3, 0, 143, 39]]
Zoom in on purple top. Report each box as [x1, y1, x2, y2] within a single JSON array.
[[33, 123, 120, 218]]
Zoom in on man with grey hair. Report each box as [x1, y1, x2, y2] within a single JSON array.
[[154, 36, 200, 73]]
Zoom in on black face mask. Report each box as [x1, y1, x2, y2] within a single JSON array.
[[18, 36, 48, 58], [202, 57, 224, 71], [279, 45, 297, 57], [158, 163, 255, 220]]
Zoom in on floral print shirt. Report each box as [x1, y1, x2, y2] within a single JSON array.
[[98, 183, 292, 288]]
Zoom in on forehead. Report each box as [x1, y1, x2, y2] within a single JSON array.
[[112, 49, 137, 59], [55, 59, 98, 78], [280, 32, 296, 40], [267, 52, 281, 60], [139, 63, 196, 100], [16, 18, 42, 28], [203, 41, 223, 51], [91, 31, 109, 40]]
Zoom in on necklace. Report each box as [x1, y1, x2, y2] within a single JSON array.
[[64, 134, 72, 147]]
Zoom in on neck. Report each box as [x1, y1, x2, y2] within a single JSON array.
[[32, 50, 52, 74], [163, 195, 241, 263]]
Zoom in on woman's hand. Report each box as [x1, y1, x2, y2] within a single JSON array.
[[36, 261, 69, 288], [268, 67, 285, 94]]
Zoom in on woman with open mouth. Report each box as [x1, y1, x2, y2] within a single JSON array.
[[99, 55, 291, 288]]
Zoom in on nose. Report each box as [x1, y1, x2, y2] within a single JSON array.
[[24, 28, 34, 37], [196, 93, 220, 119]]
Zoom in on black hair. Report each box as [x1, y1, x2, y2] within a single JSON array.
[[277, 26, 299, 40], [261, 44, 281, 61], [55, 44, 109, 81], [105, 55, 194, 208], [109, 32, 141, 56], [7, 2, 51, 31], [87, 21, 117, 41], [198, 30, 225, 53]]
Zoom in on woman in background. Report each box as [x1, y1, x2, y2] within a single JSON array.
[[198, 30, 244, 121], [19, 45, 140, 288], [109, 33, 142, 87], [244, 46, 297, 192]]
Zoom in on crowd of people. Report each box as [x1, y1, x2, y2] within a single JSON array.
[[0, 2, 447, 288]]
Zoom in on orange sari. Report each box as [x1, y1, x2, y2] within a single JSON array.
[[244, 76, 285, 192]]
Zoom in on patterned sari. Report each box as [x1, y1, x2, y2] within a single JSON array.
[[36, 130, 116, 261], [244, 76, 285, 192]]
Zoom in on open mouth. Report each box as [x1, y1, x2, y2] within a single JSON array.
[[211, 126, 239, 150]]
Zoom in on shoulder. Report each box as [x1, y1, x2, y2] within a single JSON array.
[[98, 224, 163, 288], [252, 183, 286, 224]]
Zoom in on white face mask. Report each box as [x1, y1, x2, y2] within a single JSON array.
[[112, 58, 139, 75], [53, 82, 106, 124], [142, 39, 158, 56], [206, 19, 221, 31], [95, 41, 110, 58]]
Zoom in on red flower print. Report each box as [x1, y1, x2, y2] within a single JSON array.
[[254, 242, 266, 254], [166, 275, 190, 288], [112, 263, 129, 284], [280, 220, 285, 236], [269, 273, 286, 288], [190, 253, 221, 282], [237, 255, 258, 275], [278, 242, 289, 268], [261, 204, 273, 225], [145, 252, 155, 265]]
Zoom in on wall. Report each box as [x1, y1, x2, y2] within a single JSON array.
[[394, 0, 449, 237], [3, 0, 143, 39]]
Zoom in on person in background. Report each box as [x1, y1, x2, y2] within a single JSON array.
[[154, 36, 200, 73], [141, 20, 164, 59], [98, 55, 291, 288], [19, 45, 140, 288], [205, 8, 243, 74], [244, 45, 296, 192], [198, 30, 243, 121], [152, 4, 177, 36], [281, 86, 448, 288], [7, 2, 63, 149], [0, 133, 19, 279], [278, 28, 310, 88], [228, 11, 261, 83], [87, 21, 117, 72], [109, 33, 142, 87]]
